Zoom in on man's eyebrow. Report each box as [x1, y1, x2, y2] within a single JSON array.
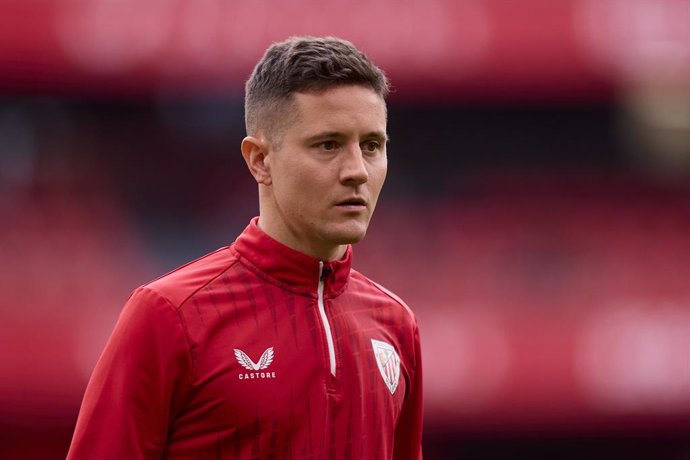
[[305, 131, 345, 142], [304, 131, 389, 143], [363, 131, 389, 143]]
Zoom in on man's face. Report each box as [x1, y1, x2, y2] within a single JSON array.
[[261, 84, 388, 260]]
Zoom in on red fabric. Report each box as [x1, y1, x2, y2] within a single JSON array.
[[67, 218, 423, 459]]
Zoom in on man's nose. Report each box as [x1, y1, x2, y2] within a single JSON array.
[[339, 144, 369, 185]]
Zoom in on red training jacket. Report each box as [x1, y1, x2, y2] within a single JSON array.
[[68, 218, 423, 459]]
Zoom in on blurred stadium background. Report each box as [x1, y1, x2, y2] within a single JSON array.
[[1, 1, 689, 459]]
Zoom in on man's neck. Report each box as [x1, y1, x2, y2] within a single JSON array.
[[256, 217, 347, 262]]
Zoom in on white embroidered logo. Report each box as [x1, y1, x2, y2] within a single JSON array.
[[234, 347, 274, 370], [371, 339, 401, 395], [234, 347, 276, 380]]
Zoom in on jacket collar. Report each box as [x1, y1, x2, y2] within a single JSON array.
[[232, 217, 351, 297]]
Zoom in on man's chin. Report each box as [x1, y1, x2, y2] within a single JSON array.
[[339, 234, 365, 245], [320, 215, 372, 245], [329, 226, 368, 245]]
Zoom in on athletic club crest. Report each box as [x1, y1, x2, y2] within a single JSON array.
[[371, 339, 401, 394]]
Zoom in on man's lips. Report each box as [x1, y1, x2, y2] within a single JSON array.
[[335, 197, 367, 208]]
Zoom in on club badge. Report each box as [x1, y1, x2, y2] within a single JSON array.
[[371, 339, 400, 394]]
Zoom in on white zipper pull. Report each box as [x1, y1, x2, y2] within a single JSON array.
[[318, 261, 336, 377]]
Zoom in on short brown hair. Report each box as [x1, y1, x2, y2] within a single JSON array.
[[245, 36, 390, 145]]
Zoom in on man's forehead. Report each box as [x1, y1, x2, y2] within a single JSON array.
[[291, 87, 386, 126], [292, 85, 385, 110]]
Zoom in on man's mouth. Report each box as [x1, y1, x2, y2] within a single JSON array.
[[335, 197, 367, 208]]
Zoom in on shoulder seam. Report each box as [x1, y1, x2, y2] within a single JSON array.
[[355, 271, 417, 322], [365, 277, 417, 326], [143, 246, 230, 287], [144, 249, 240, 311], [179, 256, 241, 310]]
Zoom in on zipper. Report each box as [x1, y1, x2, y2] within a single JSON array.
[[317, 261, 336, 377]]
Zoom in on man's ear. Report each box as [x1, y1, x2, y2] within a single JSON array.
[[241, 136, 272, 185]]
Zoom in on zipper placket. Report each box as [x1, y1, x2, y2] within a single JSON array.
[[317, 261, 336, 377]]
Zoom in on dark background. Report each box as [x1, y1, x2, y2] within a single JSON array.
[[1, 1, 689, 458]]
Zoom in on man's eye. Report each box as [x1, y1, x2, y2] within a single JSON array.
[[363, 141, 380, 152], [321, 141, 338, 151]]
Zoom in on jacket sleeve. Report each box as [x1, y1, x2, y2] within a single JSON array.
[[393, 323, 424, 460], [67, 287, 194, 460]]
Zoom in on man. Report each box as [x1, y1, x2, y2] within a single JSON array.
[[68, 36, 423, 459]]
